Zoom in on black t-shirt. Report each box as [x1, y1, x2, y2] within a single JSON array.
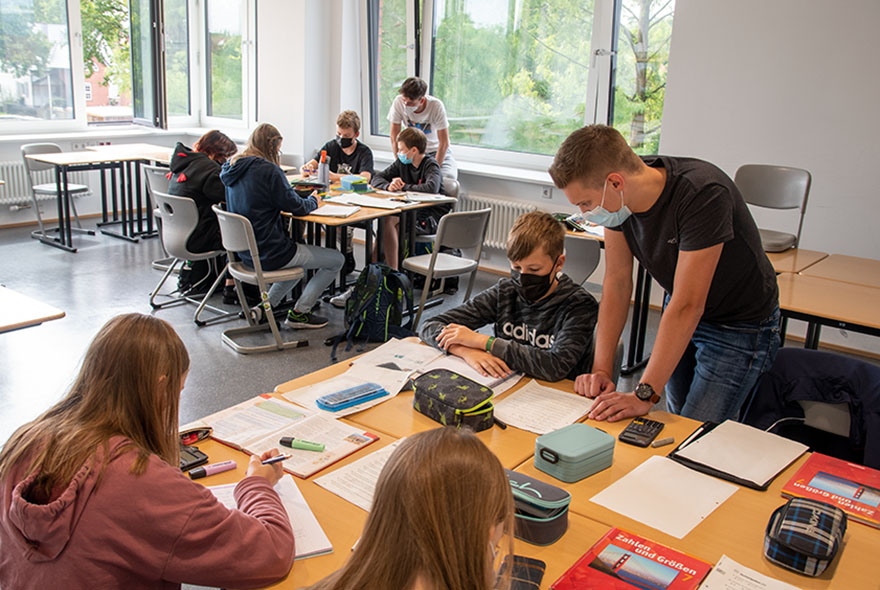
[[312, 140, 374, 176], [607, 155, 778, 324]]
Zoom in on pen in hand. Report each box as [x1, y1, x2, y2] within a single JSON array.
[[261, 454, 291, 465]]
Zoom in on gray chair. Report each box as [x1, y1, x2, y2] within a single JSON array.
[[563, 234, 601, 286], [441, 176, 460, 198], [149, 191, 237, 326], [402, 208, 491, 329], [734, 164, 811, 252], [143, 164, 175, 271], [21, 143, 92, 242], [212, 204, 309, 354]]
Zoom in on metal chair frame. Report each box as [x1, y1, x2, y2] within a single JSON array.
[[21, 143, 93, 242]]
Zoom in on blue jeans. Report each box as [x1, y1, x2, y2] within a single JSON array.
[[267, 244, 344, 312], [665, 304, 781, 422]]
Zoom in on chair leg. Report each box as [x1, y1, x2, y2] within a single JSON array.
[[220, 280, 309, 354], [464, 269, 478, 301], [70, 195, 83, 229], [412, 271, 432, 330], [193, 263, 239, 327], [149, 258, 186, 309], [29, 191, 46, 234]]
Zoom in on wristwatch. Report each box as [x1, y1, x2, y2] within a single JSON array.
[[634, 383, 661, 404]]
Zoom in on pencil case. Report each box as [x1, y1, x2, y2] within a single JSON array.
[[505, 469, 570, 545], [341, 175, 369, 192], [534, 423, 614, 483], [412, 369, 495, 432], [763, 497, 847, 576]]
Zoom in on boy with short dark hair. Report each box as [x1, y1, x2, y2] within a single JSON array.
[[370, 127, 451, 270], [388, 76, 457, 179], [302, 110, 373, 182], [419, 211, 599, 382]]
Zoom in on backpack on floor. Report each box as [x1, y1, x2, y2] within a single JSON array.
[[331, 263, 415, 361]]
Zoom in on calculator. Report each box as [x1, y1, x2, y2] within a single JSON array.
[[618, 417, 665, 447]]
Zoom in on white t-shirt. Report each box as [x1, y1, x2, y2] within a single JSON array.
[[387, 95, 449, 153]]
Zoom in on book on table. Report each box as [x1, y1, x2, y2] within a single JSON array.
[[781, 452, 880, 528], [194, 393, 379, 478], [551, 527, 712, 590]]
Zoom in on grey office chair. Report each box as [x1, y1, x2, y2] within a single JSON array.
[[734, 164, 811, 252], [563, 234, 601, 286], [441, 176, 460, 198], [21, 143, 92, 242], [212, 204, 309, 354], [402, 208, 491, 329], [149, 191, 237, 326], [143, 164, 175, 271]]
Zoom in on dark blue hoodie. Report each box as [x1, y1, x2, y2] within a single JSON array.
[[220, 156, 317, 271]]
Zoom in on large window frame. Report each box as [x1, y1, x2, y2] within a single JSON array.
[[360, 0, 662, 171]]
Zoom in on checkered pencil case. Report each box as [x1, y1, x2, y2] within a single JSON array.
[[763, 497, 847, 576]]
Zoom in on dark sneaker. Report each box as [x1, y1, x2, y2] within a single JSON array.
[[222, 285, 239, 305], [286, 310, 329, 329]]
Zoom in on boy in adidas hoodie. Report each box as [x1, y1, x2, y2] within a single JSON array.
[[420, 212, 598, 382]]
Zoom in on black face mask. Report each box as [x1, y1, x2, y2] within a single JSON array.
[[510, 258, 559, 302], [336, 136, 354, 148]]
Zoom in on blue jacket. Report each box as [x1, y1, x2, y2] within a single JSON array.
[[220, 156, 317, 271]]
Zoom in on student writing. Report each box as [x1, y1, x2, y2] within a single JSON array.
[[0, 314, 294, 589], [302, 110, 374, 182], [420, 211, 598, 381]]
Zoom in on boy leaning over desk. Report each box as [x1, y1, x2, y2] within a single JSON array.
[[419, 211, 599, 382]]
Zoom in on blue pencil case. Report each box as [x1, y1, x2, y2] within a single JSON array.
[[316, 382, 389, 411]]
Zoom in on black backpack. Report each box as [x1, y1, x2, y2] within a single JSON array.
[[331, 263, 415, 361]]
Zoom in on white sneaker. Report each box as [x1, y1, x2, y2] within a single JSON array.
[[330, 287, 354, 309]]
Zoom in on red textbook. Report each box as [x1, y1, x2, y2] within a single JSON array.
[[551, 528, 712, 590], [781, 452, 880, 528]]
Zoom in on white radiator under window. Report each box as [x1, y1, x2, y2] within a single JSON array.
[[0, 161, 90, 206], [457, 194, 537, 249]]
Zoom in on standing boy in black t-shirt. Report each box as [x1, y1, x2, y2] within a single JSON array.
[[550, 125, 780, 423], [302, 110, 374, 182]]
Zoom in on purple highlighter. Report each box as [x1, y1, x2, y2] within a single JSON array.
[[189, 460, 237, 480]]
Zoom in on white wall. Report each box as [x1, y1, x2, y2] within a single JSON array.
[[661, 0, 880, 353]]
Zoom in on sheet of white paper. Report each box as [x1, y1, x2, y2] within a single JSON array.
[[282, 365, 410, 418], [584, 225, 604, 238], [493, 380, 594, 434], [404, 191, 454, 202], [324, 193, 400, 209], [247, 414, 376, 478], [314, 439, 405, 512], [312, 204, 360, 218], [675, 420, 808, 487], [699, 555, 802, 590], [208, 475, 332, 559], [590, 456, 738, 539], [203, 396, 312, 449], [351, 338, 444, 373], [416, 355, 522, 394]]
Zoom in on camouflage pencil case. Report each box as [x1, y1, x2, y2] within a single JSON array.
[[412, 368, 495, 432]]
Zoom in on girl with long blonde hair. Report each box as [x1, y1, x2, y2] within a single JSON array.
[[307, 427, 514, 590], [0, 313, 294, 589]]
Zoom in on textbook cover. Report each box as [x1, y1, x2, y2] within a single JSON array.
[[781, 452, 880, 528], [551, 528, 712, 590]]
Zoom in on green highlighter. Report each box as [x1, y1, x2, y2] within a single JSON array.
[[279, 437, 325, 452]]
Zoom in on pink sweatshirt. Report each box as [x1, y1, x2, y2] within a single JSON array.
[[0, 438, 295, 589]]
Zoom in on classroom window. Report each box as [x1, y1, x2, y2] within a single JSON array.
[[205, 0, 244, 120], [164, 0, 190, 117], [366, 0, 410, 137], [0, 0, 75, 122], [81, 0, 133, 124]]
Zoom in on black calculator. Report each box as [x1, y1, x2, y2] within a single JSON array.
[[618, 417, 665, 447]]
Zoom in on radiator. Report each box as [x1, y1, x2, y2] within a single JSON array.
[[457, 193, 538, 249], [0, 161, 90, 206]]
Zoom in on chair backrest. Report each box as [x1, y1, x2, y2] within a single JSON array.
[[143, 164, 171, 194], [735, 164, 811, 211], [21, 143, 62, 174], [152, 190, 202, 259], [562, 234, 601, 286], [435, 208, 491, 253], [441, 176, 460, 198], [211, 204, 265, 275], [279, 153, 304, 169]]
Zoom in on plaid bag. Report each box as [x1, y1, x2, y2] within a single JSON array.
[[763, 497, 847, 576], [412, 369, 494, 432]]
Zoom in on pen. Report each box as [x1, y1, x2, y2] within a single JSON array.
[[280, 437, 326, 452], [651, 436, 675, 448], [261, 454, 291, 465]]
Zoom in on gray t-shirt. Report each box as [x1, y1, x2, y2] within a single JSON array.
[[608, 155, 778, 324]]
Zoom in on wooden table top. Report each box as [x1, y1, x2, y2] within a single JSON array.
[[26, 149, 148, 166], [776, 273, 880, 330], [766, 248, 829, 274], [0, 286, 65, 333], [800, 253, 880, 289]]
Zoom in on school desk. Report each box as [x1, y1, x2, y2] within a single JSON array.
[[0, 286, 65, 333], [776, 272, 880, 348], [766, 248, 829, 274], [800, 253, 880, 289], [512, 416, 876, 589]]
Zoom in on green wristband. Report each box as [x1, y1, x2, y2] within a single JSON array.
[[486, 336, 495, 352]]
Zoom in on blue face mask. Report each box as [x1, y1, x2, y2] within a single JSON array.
[[398, 151, 413, 165], [585, 179, 632, 227]]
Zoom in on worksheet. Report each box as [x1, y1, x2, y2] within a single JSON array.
[[200, 394, 312, 450], [493, 379, 594, 434], [313, 439, 406, 512], [699, 555, 802, 590]]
